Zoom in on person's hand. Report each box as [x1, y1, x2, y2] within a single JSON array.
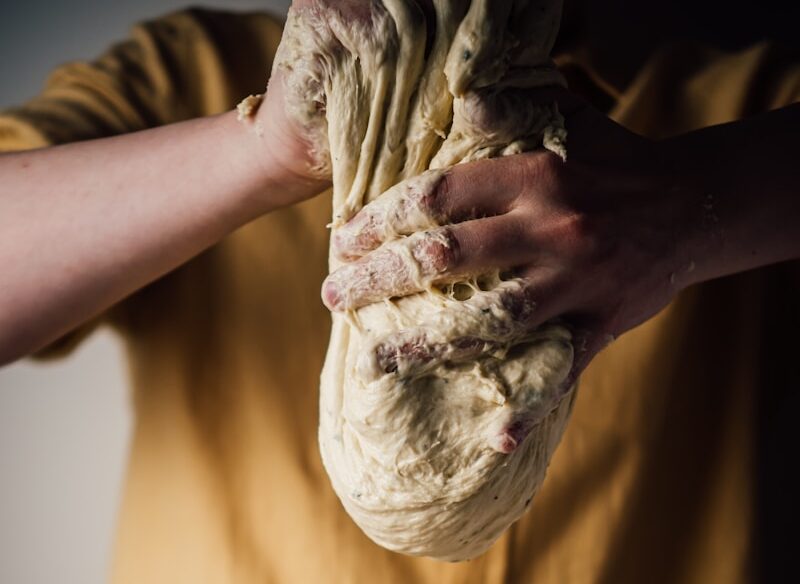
[[252, 68, 328, 203], [251, 0, 435, 209], [243, 0, 379, 208], [322, 89, 702, 381], [242, 0, 343, 208]]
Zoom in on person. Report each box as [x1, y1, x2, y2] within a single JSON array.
[[0, 1, 797, 582]]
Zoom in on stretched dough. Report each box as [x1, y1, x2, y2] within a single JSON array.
[[275, 0, 575, 561]]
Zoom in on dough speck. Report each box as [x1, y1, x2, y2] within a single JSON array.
[[236, 93, 264, 122]]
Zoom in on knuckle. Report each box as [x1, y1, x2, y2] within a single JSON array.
[[542, 151, 567, 181], [505, 154, 548, 208], [565, 211, 593, 242], [411, 228, 459, 274], [374, 342, 400, 374], [523, 150, 564, 185], [574, 213, 617, 264], [439, 227, 462, 270], [427, 171, 453, 221], [461, 91, 495, 130], [553, 211, 605, 262]]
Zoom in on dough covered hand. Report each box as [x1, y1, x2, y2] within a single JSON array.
[[326, 92, 686, 384], [274, 0, 576, 560]]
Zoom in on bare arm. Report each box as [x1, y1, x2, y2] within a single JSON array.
[[660, 103, 800, 285], [0, 0, 413, 365], [0, 84, 328, 365]]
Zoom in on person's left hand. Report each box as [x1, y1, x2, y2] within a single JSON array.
[[321, 91, 702, 381], [245, 0, 389, 209], [251, 0, 434, 209]]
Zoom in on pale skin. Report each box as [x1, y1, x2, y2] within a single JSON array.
[[1, 0, 798, 385], [0, 71, 328, 365]]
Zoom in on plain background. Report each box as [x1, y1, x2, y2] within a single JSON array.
[[0, 2, 290, 583]]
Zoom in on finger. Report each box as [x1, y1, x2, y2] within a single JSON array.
[[331, 170, 445, 261], [364, 331, 503, 379], [323, 227, 457, 311], [332, 154, 541, 260], [331, 85, 587, 261], [362, 316, 571, 384], [350, 278, 573, 456], [356, 281, 543, 380], [323, 213, 536, 311]]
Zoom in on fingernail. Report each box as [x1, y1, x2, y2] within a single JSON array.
[[489, 432, 519, 455], [321, 278, 342, 311], [489, 418, 532, 454]]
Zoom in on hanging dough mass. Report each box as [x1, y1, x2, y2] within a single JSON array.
[[273, 0, 576, 561]]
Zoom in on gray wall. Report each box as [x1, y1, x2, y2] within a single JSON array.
[[0, 2, 290, 583]]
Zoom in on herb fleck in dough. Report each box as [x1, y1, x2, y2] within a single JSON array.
[[275, 0, 575, 561]]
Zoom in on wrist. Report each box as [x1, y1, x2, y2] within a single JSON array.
[[654, 132, 727, 291], [225, 106, 330, 219], [657, 106, 800, 290]]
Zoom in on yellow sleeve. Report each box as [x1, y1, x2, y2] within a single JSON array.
[[612, 41, 800, 138], [0, 7, 284, 358]]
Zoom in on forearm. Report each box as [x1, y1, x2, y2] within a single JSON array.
[[0, 110, 321, 364], [662, 103, 800, 287]]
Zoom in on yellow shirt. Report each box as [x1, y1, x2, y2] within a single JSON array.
[[2, 8, 799, 583]]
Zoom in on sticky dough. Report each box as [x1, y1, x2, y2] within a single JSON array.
[[275, 0, 576, 561]]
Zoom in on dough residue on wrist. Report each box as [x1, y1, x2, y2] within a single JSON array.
[[236, 93, 264, 123]]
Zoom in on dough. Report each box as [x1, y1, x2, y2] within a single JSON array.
[[275, 0, 575, 561], [236, 93, 263, 122]]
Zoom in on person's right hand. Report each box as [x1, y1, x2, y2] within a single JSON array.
[[320, 89, 702, 385]]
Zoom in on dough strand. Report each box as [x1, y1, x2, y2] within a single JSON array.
[[274, 0, 576, 561]]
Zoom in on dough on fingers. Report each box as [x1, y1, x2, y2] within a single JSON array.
[[274, 0, 574, 561]]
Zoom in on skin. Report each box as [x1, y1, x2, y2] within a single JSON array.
[[0, 64, 328, 365], [0, 0, 401, 365], [323, 92, 800, 383], [1, 0, 798, 384]]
